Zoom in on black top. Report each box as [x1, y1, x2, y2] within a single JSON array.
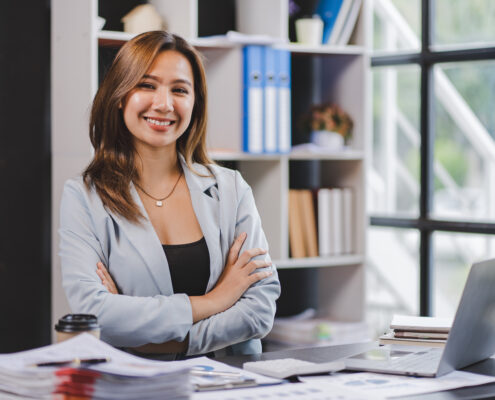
[[162, 237, 210, 296]]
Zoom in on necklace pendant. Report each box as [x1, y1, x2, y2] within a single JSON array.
[[156, 200, 163, 207]]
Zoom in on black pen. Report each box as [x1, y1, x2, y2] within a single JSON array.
[[34, 357, 110, 367]]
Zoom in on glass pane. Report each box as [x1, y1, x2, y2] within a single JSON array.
[[434, 0, 495, 49], [366, 227, 419, 337], [433, 232, 495, 317], [369, 65, 420, 217], [373, 0, 421, 52], [433, 61, 495, 222]]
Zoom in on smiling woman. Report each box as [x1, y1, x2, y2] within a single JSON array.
[[59, 31, 280, 359], [122, 50, 195, 152]]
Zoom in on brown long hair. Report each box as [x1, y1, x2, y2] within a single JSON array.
[[83, 31, 212, 223]]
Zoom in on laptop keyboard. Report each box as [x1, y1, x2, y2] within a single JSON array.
[[389, 349, 442, 372]]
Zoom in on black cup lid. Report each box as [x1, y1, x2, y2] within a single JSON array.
[[55, 314, 100, 332]]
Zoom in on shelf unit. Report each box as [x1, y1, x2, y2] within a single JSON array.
[[52, 0, 371, 328]]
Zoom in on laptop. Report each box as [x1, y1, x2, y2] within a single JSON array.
[[344, 258, 495, 377]]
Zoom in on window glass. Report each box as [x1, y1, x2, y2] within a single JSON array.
[[373, 0, 421, 52], [433, 232, 495, 317], [433, 0, 495, 49], [366, 226, 419, 337], [369, 65, 420, 217], [433, 61, 495, 222]]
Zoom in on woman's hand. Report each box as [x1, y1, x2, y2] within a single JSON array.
[[96, 262, 189, 354], [189, 232, 272, 322], [96, 262, 118, 294]]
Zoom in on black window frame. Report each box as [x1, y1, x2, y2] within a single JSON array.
[[370, 0, 495, 316]]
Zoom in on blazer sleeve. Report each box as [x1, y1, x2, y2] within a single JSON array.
[[59, 179, 193, 347], [186, 171, 281, 355]]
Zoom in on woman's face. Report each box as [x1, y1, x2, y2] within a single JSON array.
[[122, 50, 195, 152]]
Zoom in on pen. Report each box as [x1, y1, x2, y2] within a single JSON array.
[[190, 368, 241, 377], [34, 357, 110, 367]]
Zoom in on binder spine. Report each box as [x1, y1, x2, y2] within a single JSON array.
[[276, 49, 291, 153], [243, 45, 264, 154], [263, 46, 278, 154]]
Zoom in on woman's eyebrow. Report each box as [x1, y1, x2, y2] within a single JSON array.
[[142, 74, 192, 87]]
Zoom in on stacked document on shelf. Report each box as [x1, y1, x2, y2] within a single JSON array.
[[379, 314, 452, 348], [266, 309, 371, 346]]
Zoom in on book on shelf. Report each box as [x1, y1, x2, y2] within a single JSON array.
[[316, 0, 362, 46], [242, 45, 291, 154], [327, 0, 354, 45], [317, 187, 354, 257], [316, 0, 345, 44], [290, 187, 354, 258], [288, 189, 319, 258], [335, 0, 362, 45], [288, 189, 306, 258], [299, 189, 319, 257]]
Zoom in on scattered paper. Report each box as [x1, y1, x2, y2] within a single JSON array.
[[177, 355, 281, 390], [300, 370, 495, 398], [193, 380, 384, 399]]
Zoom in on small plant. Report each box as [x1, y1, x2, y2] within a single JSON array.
[[302, 103, 353, 141]]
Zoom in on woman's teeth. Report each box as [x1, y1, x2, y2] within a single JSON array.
[[145, 117, 173, 126]]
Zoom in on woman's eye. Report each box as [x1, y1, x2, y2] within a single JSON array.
[[137, 82, 155, 89], [173, 87, 189, 94]]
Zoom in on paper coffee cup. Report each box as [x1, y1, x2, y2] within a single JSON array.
[[295, 17, 323, 46], [55, 314, 101, 343]]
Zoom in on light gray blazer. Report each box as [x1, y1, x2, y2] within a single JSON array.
[[59, 156, 280, 356]]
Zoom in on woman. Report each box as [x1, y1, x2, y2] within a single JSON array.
[[59, 31, 280, 358]]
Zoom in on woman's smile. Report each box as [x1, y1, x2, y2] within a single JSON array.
[[143, 116, 177, 131]]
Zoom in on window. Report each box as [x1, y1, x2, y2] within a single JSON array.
[[367, 0, 495, 332]]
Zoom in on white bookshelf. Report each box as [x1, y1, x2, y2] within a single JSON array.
[[52, 0, 371, 331]]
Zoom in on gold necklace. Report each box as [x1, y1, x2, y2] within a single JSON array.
[[134, 170, 183, 207]]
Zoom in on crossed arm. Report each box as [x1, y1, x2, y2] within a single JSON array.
[[96, 232, 272, 353]]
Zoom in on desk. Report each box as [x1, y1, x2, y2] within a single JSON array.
[[216, 342, 495, 399]]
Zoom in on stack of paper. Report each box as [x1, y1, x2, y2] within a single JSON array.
[[379, 314, 452, 347], [0, 333, 191, 399]]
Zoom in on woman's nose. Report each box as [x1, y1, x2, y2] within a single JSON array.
[[153, 89, 173, 113]]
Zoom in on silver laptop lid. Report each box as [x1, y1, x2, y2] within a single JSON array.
[[437, 258, 495, 376]]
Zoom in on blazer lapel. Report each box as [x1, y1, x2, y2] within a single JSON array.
[[181, 158, 224, 292], [108, 183, 174, 295]]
